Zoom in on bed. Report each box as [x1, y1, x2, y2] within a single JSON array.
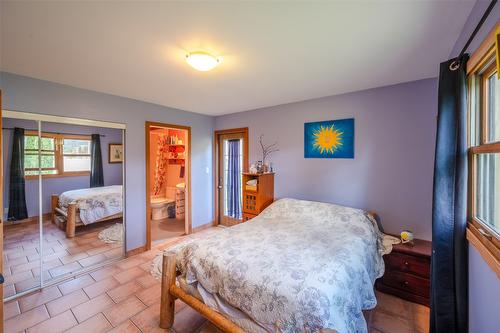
[[51, 185, 123, 238], [156, 198, 396, 333]]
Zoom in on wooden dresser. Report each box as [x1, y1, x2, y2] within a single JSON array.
[[376, 238, 432, 306], [242, 172, 274, 221]]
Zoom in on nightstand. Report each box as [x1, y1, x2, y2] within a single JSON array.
[[242, 173, 274, 222], [376, 238, 432, 306]]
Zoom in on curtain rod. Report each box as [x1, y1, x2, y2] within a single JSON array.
[[2, 128, 106, 137], [457, 0, 497, 61]]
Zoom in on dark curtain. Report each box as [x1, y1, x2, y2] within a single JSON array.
[[226, 139, 242, 219], [8, 127, 28, 220], [430, 56, 468, 333], [90, 134, 104, 187]]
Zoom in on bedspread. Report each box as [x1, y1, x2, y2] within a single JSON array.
[[58, 185, 122, 225], [169, 198, 389, 333]]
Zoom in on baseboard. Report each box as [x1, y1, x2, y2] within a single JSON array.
[[193, 221, 215, 233], [4, 213, 51, 227], [126, 245, 147, 257]]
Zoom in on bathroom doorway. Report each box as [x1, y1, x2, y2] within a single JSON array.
[[145, 122, 191, 249]]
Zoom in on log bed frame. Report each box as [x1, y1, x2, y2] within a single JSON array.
[[158, 211, 381, 332], [51, 194, 123, 238]]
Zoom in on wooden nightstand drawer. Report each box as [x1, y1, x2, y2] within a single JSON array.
[[376, 238, 431, 307], [380, 270, 430, 298], [242, 213, 256, 222], [384, 252, 430, 278]]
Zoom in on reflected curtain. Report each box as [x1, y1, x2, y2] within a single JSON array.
[[8, 127, 28, 220], [90, 134, 104, 187], [226, 139, 242, 219], [430, 56, 468, 333]]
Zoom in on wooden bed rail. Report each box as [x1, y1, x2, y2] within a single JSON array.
[[159, 253, 246, 333], [52, 194, 122, 239], [51, 194, 77, 238], [51, 194, 59, 224], [66, 203, 77, 238], [366, 211, 384, 233]]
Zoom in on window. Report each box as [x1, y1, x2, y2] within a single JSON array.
[[24, 135, 58, 176], [470, 64, 500, 237], [24, 132, 91, 178], [467, 23, 500, 267], [62, 138, 91, 172]]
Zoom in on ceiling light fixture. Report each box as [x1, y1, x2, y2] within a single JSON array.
[[186, 51, 222, 72]]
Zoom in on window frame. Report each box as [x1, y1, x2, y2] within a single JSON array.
[[24, 131, 92, 179], [466, 22, 500, 274]]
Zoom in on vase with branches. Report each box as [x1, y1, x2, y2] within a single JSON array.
[[258, 135, 279, 172]]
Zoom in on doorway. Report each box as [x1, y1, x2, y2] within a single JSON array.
[[214, 128, 248, 226], [145, 122, 191, 249]]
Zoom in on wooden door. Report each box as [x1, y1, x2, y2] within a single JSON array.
[[217, 132, 246, 226]]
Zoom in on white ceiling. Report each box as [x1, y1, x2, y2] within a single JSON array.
[[0, 1, 475, 116]]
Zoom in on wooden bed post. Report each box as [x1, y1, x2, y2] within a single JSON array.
[[366, 211, 383, 233], [66, 203, 77, 238], [159, 252, 246, 332], [160, 253, 176, 328], [51, 195, 58, 224], [160, 252, 177, 328]]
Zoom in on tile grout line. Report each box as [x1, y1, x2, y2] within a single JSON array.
[[128, 318, 144, 333], [68, 307, 81, 326], [21, 303, 52, 332]]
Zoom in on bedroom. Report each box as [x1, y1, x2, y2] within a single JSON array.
[[0, 1, 499, 333]]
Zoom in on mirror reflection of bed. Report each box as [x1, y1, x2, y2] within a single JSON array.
[[2, 116, 125, 299], [148, 126, 187, 243]]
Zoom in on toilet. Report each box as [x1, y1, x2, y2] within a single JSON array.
[[151, 197, 175, 220]]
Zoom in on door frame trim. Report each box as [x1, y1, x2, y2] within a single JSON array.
[[213, 128, 249, 226], [0, 91, 4, 328], [145, 121, 192, 250]]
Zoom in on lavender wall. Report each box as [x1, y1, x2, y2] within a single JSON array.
[[449, 1, 500, 59], [450, 2, 500, 333], [216, 78, 438, 240], [2, 118, 123, 217], [468, 245, 500, 332], [0, 72, 215, 251]]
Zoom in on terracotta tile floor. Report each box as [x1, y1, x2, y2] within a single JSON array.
[[151, 218, 185, 243], [3, 219, 123, 298], [4, 228, 430, 333]]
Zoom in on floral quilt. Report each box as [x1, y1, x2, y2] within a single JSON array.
[[169, 198, 389, 333], [58, 185, 122, 225]]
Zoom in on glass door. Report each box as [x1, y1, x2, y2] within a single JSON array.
[[2, 116, 42, 299], [2, 111, 126, 301], [40, 121, 126, 284], [218, 133, 244, 226]]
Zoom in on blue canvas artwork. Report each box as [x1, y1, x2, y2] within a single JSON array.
[[304, 118, 354, 158]]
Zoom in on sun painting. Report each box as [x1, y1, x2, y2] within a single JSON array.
[[312, 124, 343, 154], [304, 118, 354, 159]]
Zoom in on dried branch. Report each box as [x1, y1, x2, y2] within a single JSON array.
[[259, 135, 279, 163]]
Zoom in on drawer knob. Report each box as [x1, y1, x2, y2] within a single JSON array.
[[404, 281, 409, 286], [404, 261, 409, 266]]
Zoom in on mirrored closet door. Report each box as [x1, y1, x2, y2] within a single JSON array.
[[2, 118, 42, 298], [2, 111, 126, 300]]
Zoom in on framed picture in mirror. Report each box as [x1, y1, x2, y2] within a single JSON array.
[[109, 143, 123, 163]]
